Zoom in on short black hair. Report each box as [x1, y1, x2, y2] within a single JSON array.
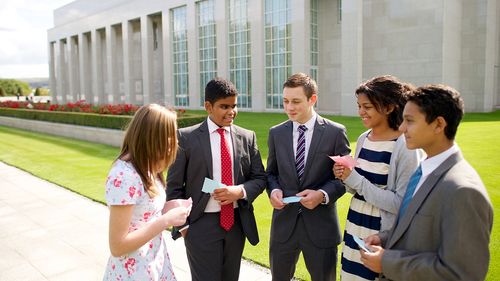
[[407, 84, 464, 140], [205, 77, 238, 104], [355, 75, 414, 131]]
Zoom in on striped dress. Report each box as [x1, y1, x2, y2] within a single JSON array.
[[340, 138, 396, 281]]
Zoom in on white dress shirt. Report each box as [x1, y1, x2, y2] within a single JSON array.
[[412, 143, 460, 196], [272, 113, 329, 204], [204, 117, 244, 212]]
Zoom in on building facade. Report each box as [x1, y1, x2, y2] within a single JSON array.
[[48, 0, 500, 114]]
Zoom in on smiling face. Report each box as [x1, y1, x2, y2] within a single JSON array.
[[205, 96, 238, 127], [357, 93, 389, 130], [283, 86, 317, 124], [399, 101, 437, 151]]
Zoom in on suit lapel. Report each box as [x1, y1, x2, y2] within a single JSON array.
[[196, 121, 213, 179], [230, 125, 242, 184], [282, 121, 298, 181], [387, 151, 463, 248], [302, 117, 325, 184]]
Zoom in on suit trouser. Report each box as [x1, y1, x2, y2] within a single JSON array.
[[184, 210, 245, 281], [270, 214, 337, 281]]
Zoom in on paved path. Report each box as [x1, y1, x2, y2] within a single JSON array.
[[0, 161, 272, 281]]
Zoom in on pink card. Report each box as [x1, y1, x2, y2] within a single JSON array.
[[162, 197, 193, 215], [329, 155, 358, 169]]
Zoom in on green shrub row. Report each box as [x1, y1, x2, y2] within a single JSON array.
[[0, 108, 205, 130]]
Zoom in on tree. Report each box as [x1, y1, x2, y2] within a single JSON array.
[[0, 79, 31, 96]]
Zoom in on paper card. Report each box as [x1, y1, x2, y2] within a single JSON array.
[[282, 196, 302, 204], [329, 155, 358, 169], [162, 197, 193, 215], [201, 177, 226, 194], [352, 235, 373, 253]]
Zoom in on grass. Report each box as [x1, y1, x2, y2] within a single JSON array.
[[0, 110, 499, 280]]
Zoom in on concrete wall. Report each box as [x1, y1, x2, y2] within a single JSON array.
[[0, 117, 123, 148]]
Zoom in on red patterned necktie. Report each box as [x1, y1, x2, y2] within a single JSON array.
[[217, 128, 234, 231]]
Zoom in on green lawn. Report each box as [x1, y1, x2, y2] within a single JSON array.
[[0, 110, 499, 281]]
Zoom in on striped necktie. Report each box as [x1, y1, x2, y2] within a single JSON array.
[[398, 165, 422, 221], [295, 125, 307, 181]]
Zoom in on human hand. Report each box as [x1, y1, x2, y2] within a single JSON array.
[[296, 189, 323, 209], [333, 162, 351, 181], [360, 245, 384, 273], [213, 186, 243, 205], [162, 206, 189, 227], [270, 189, 286, 210], [364, 234, 382, 246]]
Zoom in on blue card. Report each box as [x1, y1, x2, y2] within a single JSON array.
[[282, 196, 302, 204], [201, 177, 225, 193], [352, 235, 373, 253]]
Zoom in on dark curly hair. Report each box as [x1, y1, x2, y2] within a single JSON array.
[[205, 77, 238, 104], [355, 75, 414, 130], [407, 84, 464, 140]]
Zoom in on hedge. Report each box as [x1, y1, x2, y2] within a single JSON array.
[[0, 108, 206, 130]]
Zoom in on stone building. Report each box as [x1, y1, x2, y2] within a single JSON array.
[[48, 0, 500, 114]]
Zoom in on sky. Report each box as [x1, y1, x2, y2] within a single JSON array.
[[0, 0, 74, 79]]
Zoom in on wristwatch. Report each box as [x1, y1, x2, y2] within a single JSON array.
[[321, 192, 327, 204]]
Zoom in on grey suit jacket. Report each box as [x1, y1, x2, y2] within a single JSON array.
[[379, 151, 493, 281], [266, 116, 351, 248], [166, 120, 267, 245]]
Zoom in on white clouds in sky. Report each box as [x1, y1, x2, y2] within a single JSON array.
[[0, 0, 73, 78]]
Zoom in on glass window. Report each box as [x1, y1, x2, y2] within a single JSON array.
[[197, 0, 218, 105], [310, 0, 319, 81], [228, 0, 252, 108], [171, 6, 189, 107], [265, 0, 291, 109]]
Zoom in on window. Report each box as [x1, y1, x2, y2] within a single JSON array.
[[265, 0, 291, 109], [171, 6, 189, 107], [197, 0, 217, 105], [228, 0, 252, 108]]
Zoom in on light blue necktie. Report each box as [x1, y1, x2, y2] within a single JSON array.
[[398, 165, 422, 220], [295, 125, 307, 181]]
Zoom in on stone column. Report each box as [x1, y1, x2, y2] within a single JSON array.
[[91, 29, 104, 104], [106, 25, 117, 103], [248, 0, 264, 111], [215, 0, 228, 79], [78, 33, 89, 102], [340, 0, 363, 116], [484, 0, 499, 111], [48, 42, 58, 103], [122, 21, 133, 104], [141, 15, 153, 105], [186, 0, 199, 109]]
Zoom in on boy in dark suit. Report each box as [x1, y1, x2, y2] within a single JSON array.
[[167, 77, 266, 281], [360, 84, 493, 281], [266, 73, 351, 281]]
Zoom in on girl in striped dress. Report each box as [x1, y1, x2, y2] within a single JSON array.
[[333, 76, 423, 281]]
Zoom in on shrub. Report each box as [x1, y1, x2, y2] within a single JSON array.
[[0, 108, 205, 130]]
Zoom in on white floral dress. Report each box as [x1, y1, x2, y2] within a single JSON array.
[[103, 160, 176, 281]]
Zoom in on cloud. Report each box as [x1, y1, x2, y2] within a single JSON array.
[[0, 0, 73, 77]]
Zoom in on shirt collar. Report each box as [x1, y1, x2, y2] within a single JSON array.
[[293, 113, 317, 132], [421, 143, 460, 178], [207, 117, 231, 134]]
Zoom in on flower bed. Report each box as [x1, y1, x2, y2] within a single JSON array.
[[0, 100, 140, 115], [0, 101, 203, 130]]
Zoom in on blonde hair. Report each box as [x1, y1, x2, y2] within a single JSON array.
[[118, 104, 178, 197]]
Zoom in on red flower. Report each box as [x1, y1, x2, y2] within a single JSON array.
[[128, 186, 136, 198]]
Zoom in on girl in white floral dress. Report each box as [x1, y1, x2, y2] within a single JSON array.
[[103, 104, 190, 281]]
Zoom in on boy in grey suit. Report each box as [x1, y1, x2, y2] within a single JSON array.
[[167, 78, 266, 281], [360, 84, 493, 281], [266, 73, 351, 281]]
